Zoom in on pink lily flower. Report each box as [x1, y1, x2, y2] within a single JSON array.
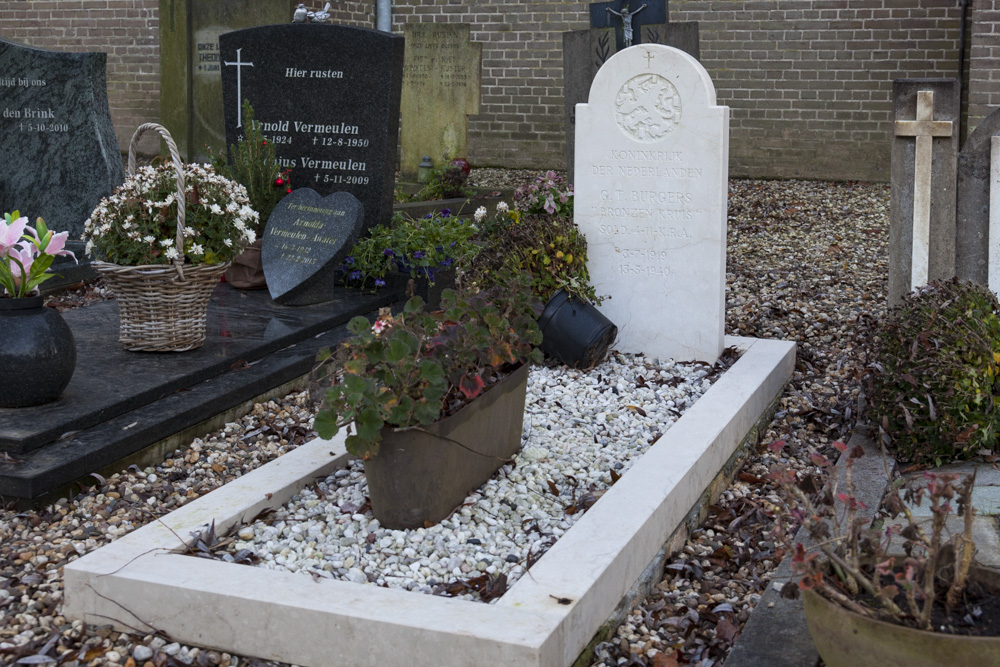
[[0, 216, 27, 254], [43, 231, 76, 260], [8, 243, 35, 285]]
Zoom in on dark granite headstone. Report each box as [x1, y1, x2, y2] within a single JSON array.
[[0, 37, 124, 249], [643, 22, 700, 59], [563, 28, 617, 181], [219, 24, 403, 236], [261, 188, 363, 305], [956, 106, 1000, 286], [589, 0, 667, 51], [889, 79, 958, 305]]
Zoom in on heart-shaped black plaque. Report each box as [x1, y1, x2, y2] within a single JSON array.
[[261, 189, 363, 305]]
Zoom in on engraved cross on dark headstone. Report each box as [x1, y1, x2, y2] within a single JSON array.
[[589, 0, 667, 51]]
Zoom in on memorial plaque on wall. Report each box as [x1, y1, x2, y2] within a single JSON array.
[[159, 0, 295, 162], [0, 37, 123, 246], [220, 24, 404, 236]]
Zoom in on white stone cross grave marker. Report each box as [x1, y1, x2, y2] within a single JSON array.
[[894, 90, 953, 290]]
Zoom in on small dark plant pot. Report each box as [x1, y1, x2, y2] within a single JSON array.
[[537, 290, 617, 369], [0, 296, 77, 408], [803, 566, 1000, 667], [364, 363, 530, 530]]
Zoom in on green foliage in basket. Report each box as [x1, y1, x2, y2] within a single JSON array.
[[83, 162, 257, 266], [313, 273, 543, 459], [869, 278, 1000, 465], [210, 99, 291, 233]]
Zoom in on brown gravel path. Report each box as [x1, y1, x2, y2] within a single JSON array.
[[1, 175, 889, 667]]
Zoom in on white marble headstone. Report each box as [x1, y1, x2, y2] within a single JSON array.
[[990, 135, 1000, 298], [574, 44, 729, 363]]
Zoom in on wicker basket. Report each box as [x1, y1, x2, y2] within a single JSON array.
[[93, 123, 230, 352]]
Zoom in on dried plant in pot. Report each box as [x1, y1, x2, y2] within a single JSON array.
[[312, 272, 543, 529], [769, 440, 1000, 667], [469, 177, 617, 369]]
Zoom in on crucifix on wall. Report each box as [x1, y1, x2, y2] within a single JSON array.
[[588, 0, 667, 51]]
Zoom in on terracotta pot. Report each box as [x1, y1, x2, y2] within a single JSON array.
[[0, 295, 76, 407], [224, 239, 266, 290], [802, 567, 1000, 667], [364, 363, 530, 529]]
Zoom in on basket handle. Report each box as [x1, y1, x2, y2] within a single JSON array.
[[128, 123, 188, 281]]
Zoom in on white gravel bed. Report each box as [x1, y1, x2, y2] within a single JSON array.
[[228, 351, 716, 601]]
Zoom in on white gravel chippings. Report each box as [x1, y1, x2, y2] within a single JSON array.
[[231, 352, 718, 601]]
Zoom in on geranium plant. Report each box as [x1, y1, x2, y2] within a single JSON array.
[[1, 211, 76, 298], [769, 439, 986, 632], [340, 208, 480, 289], [313, 274, 543, 459], [83, 162, 257, 266]]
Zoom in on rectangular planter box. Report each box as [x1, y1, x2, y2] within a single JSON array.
[[64, 335, 795, 667], [367, 362, 530, 529]]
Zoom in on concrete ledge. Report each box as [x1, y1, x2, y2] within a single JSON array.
[[64, 335, 795, 667]]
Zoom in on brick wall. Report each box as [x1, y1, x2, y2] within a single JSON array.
[[968, 0, 1000, 135], [0, 0, 978, 181], [671, 0, 964, 181], [0, 0, 159, 154]]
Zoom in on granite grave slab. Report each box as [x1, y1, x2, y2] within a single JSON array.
[[575, 44, 728, 364], [0, 283, 399, 502], [219, 24, 404, 235], [261, 188, 363, 305], [400, 24, 481, 179], [0, 37, 123, 258], [889, 79, 958, 305], [159, 0, 296, 162], [956, 104, 1000, 288]]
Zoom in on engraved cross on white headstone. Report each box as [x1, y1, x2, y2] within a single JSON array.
[[223, 48, 254, 128], [894, 90, 953, 290]]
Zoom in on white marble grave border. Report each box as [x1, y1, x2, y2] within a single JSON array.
[[64, 335, 795, 667]]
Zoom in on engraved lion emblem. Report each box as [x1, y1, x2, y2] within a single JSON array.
[[614, 73, 682, 143]]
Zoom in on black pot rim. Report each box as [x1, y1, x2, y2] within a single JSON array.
[[0, 295, 43, 311]]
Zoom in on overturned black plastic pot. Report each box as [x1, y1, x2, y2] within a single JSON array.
[[537, 289, 617, 369]]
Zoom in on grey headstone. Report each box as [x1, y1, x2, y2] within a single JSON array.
[[261, 188, 363, 306], [956, 106, 1000, 285], [0, 37, 124, 247], [219, 24, 403, 236], [889, 79, 958, 305], [643, 22, 700, 60], [563, 28, 617, 182]]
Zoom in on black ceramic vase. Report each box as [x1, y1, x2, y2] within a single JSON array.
[[0, 295, 77, 408], [538, 290, 618, 369]]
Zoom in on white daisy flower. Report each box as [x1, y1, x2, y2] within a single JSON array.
[[164, 247, 179, 260]]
